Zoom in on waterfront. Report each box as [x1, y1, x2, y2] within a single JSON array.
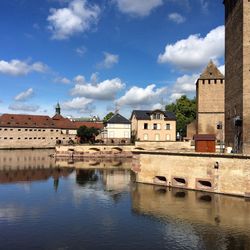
[[0, 150, 250, 250]]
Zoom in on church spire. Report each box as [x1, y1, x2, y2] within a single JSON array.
[[55, 102, 61, 115]]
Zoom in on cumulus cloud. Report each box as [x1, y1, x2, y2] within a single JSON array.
[[71, 78, 125, 100], [47, 0, 100, 40], [168, 74, 198, 103], [0, 59, 48, 76], [158, 25, 225, 71], [14, 88, 34, 102], [168, 13, 186, 24], [62, 97, 94, 113], [114, 0, 163, 17], [98, 52, 119, 69], [116, 84, 167, 108], [9, 103, 40, 112], [218, 64, 225, 75], [54, 76, 71, 84]]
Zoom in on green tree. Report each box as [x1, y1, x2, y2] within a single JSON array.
[[165, 95, 196, 137], [103, 112, 114, 122], [77, 126, 99, 143]]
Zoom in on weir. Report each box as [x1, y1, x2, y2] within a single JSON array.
[[132, 150, 250, 197]]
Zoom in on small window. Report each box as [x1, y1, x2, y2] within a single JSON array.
[[38, 129, 41, 131], [10, 137, 13, 140], [50, 129, 54, 132], [156, 113, 160, 119], [42, 137, 45, 140], [29, 129, 32, 131], [43, 129, 45, 132], [153, 123, 157, 130], [10, 129, 13, 131], [25, 129, 28, 131], [18, 137, 21, 140], [144, 123, 148, 129], [18, 129, 21, 131], [166, 124, 171, 130], [4, 129, 7, 131]]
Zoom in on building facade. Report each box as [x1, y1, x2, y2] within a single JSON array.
[[131, 110, 176, 141], [102, 113, 131, 144], [196, 61, 225, 141], [224, 0, 250, 153], [0, 104, 102, 148]]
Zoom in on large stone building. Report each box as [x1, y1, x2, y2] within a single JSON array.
[[224, 0, 250, 153], [0, 104, 102, 148], [196, 61, 225, 141], [131, 110, 176, 141]]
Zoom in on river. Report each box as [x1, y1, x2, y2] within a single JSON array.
[[0, 149, 250, 250]]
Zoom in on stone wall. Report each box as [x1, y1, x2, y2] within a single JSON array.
[[0, 127, 77, 148], [135, 141, 193, 151], [133, 150, 250, 197], [224, 0, 244, 152], [197, 78, 225, 140]]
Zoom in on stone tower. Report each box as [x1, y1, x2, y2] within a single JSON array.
[[196, 61, 225, 140], [55, 102, 61, 115], [224, 0, 250, 153]]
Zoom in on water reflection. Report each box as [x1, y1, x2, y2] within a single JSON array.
[[132, 184, 250, 250], [1, 150, 250, 250]]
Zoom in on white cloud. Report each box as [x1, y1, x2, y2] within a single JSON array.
[[199, 0, 209, 12], [54, 77, 71, 84], [168, 73, 198, 103], [98, 52, 119, 69], [158, 25, 225, 71], [14, 88, 34, 102], [9, 103, 40, 112], [75, 46, 87, 56], [173, 74, 198, 93], [218, 64, 225, 75], [168, 13, 186, 24], [74, 75, 86, 84], [114, 0, 163, 17], [47, 0, 100, 40], [0, 59, 48, 76], [71, 78, 125, 100], [116, 84, 167, 108], [62, 97, 93, 112], [90, 72, 99, 83]]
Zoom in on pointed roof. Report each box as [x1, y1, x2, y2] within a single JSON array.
[[199, 60, 224, 79], [106, 113, 130, 124]]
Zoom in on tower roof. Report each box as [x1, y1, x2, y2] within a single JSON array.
[[199, 60, 224, 79]]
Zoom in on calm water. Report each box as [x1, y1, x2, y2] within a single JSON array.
[[0, 150, 250, 250]]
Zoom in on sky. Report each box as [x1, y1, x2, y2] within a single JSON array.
[[0, 0, 225, 119]]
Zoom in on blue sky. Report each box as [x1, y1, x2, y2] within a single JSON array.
[[0, 0, 225, 119]]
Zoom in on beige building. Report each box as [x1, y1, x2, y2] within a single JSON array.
[[131, 110, 176, 141], [196, 61, 225, 141], [224, 0, 250, 153], [102, 113, 131, 144]]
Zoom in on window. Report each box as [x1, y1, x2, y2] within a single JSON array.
[[29, 129, 32, 131], [156, 113, 161, 119], [157, 124, 161, 130], [144, 123, 148, 129], [51, 129, 54, 132], [43, 129, 45, 132], [143, 134, 148, 141], [25, 129, 28, 131], [153, 114, 156, 119], [166, 124, 171, 130], [155, 134, 160, 141], [166, 134, 171, 141], [153, 123, 157, 130], [18, 129, 21, 131]]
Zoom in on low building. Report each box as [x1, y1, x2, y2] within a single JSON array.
[[131, 110, 176, 141], [0, 103, 103, 148], [102, 113, 131, 144]]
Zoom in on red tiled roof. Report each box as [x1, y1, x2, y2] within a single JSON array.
[[0, 114, 57, 128], [73, 121, 103, 129], [52, 114, 76, 129], [0, 113, 103, 130]]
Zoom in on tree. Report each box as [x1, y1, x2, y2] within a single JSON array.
[[103, 112, 114, 122], [165, 95, 196, 137], [77, 126, 99, 143]]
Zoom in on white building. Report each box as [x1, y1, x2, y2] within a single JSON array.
[[102, 113, 131, 144]]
